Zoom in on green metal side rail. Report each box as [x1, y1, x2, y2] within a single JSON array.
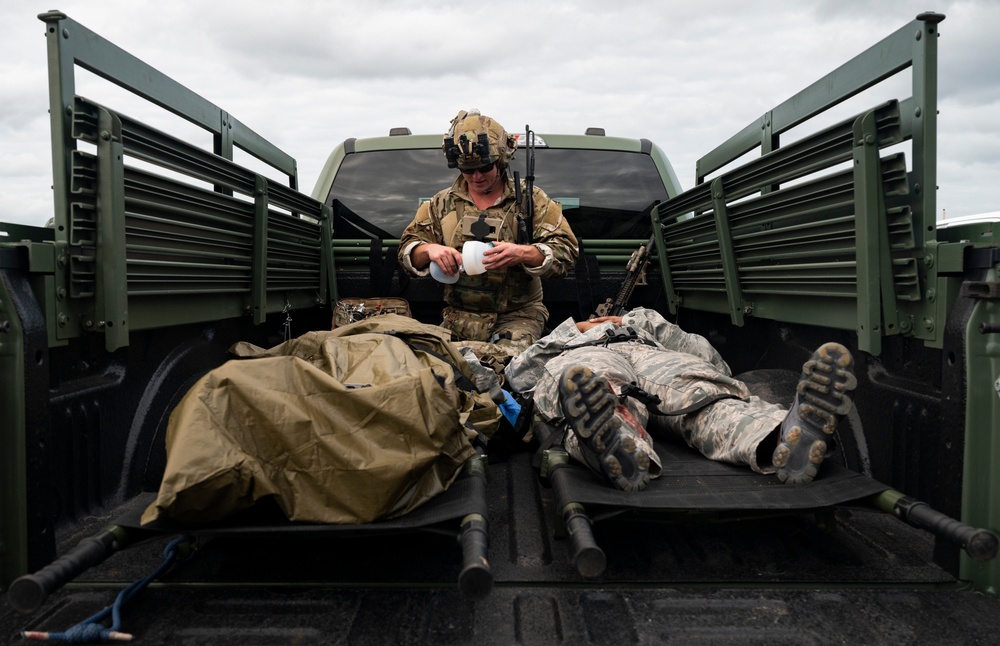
[[27, 12, 335, 351], [652, 13, 949, 355]]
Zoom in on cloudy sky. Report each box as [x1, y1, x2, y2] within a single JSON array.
[[1, 0, 997, 227]]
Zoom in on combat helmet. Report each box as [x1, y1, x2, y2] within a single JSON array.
[[443, 109, 516, 171]]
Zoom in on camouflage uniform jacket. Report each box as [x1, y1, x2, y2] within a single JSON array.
[[506, 307, 734, 397], [398, 174, 578, 319], [506, 307, 786, 475]]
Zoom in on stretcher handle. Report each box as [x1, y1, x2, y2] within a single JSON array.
[[547, 460, 606, 577], [872, 491, 999, 562], [562, 503, 606, 577], [7, 527, 123, 613], [458, 514, 493, 600]]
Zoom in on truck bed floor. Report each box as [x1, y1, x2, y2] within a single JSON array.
[[5, 451, 999, 644]]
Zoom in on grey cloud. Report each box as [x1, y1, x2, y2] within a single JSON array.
[[0, 0, 997, 227]]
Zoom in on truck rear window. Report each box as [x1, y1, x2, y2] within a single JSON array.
[[327, 148, 669, 239]]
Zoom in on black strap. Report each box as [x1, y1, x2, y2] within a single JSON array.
[[368, 238, 385, 294], [574, 238, 601, 321], [619, 381, 662, 409], [331, 199, 396, 241], [373, 241, 405, 295], [331, 200, 408, 295], [649, 393, 742, 417], [510, 392, 534, 442], [601, 326, 658, 347], [531, 419, 567, 469]]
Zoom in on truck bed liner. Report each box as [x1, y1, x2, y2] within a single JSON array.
[[6, 450, 998, 644]]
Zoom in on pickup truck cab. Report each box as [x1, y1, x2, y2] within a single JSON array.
[[312, 128, 679, 325], [314, 129, 681, 239]]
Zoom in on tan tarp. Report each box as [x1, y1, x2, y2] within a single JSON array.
[[142, 315, 499, 526]]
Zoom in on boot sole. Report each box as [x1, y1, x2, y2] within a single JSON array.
[[559, 365, 650, 492], [773, 342, 857, 484]]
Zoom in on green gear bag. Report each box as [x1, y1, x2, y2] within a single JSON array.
[[142, 315, 499, 526]]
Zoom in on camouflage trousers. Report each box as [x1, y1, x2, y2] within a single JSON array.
[[441, 304, 546, 350], [446, 304, 547, 381], [530, 341, 787, 478]]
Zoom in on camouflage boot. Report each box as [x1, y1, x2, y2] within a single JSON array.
[[773, 342, 858, 484], [558, 365, 651, 492]]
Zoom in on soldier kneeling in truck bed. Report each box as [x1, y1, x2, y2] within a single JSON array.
[[397, 109, 578, 355], [505, 307, 857, 492]]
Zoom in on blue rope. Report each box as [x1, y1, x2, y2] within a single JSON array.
[[23, 536, 190, 643]]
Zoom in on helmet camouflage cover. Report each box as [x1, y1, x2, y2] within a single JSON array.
[[443, 109, 516, 170]]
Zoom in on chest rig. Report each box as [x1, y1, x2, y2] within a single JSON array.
[[436, 189, 538, 314]]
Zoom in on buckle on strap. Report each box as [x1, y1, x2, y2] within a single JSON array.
[[619, 381, 662, 409], [601, 326, 654, 347]]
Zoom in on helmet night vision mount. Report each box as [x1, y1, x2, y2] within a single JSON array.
[[444, 132, 492, 170]]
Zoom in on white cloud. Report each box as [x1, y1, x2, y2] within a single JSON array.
[[1, 0, 998, 226]]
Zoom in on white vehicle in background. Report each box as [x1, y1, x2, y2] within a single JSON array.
[[937, 211, 999, 229], [937, 211, 998, 244]]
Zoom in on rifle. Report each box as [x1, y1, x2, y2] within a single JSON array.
[[592, 233, 656, 318], [513, 125, 535, 244]]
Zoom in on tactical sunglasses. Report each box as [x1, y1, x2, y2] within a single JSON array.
[[460, 160, 496, 175]]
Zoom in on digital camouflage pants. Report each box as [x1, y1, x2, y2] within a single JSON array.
[[529, 340, 788, 478]]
